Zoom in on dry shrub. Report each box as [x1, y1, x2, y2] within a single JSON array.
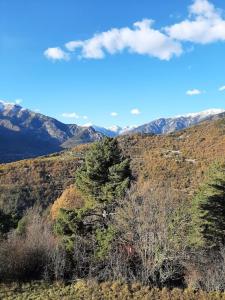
[[109, 183, 190, 287], [50, 185, 84, 220], [186, 247, 225, 292], [0, 207, 66, 282]]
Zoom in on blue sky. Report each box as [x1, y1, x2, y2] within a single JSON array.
[[0, 0, 225, 128]]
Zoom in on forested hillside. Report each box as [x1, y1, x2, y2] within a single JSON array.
[[0, 116, 224, 218]]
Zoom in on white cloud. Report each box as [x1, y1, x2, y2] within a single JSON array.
[[64, 19, 182, 60], [166, 0, 225, 44], [186, 89, 203, 96], [62, 112, 89, 120], [15, 98, 23, 105], [62, 112, 80, 119], [110, 112, 118, 117], [131, 108, 141, 115], [44, 47, 70, 61], [219, 85, 225, 92], [44, 0, 225, 61]]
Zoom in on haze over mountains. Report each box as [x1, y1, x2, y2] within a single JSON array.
[[0, 100, 224, 163]]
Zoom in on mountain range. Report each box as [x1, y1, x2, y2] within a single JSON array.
[[93, 109, 225, 136], [0, 100, 224, 163], [0, 101, 102, 163]]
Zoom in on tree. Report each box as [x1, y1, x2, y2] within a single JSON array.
[[55, 138, 132, 256], [190, 163, 225, 247], [75, 137, 131, 205]]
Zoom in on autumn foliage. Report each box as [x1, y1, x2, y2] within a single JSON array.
[[50, 185, 84, 220]]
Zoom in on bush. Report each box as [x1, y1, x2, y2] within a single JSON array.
[[0, 207, 66, 282], [108, 184, 190, 287]]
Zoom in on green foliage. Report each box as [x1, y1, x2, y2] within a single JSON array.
[[75, 137, 131, 205], [54, 208, 83, 251], [16, 216, 28, 236], [56, 138, 131, 255], [95, 225, 116, 259], [190, 163, 225, 247]]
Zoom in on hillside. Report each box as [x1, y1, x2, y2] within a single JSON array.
[[0, 116, 224, 218], [120, 116, 225, 197]]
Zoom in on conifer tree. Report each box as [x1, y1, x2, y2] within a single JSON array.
[[190, 163, 225, 247], [55, 137, 131, 254], [75, 137, 131, 204]]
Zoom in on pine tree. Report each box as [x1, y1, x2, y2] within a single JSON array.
[[190, 163, 225, 247], [55, 138, 131, 254], [75, 137, 131, 204]]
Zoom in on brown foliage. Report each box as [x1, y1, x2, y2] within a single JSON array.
[[104, 183, 190, 286], [0, 207, 66, 281], [50, 185, 84, 220], [1, 281, 225, 299], [0, 145, 88, 217]]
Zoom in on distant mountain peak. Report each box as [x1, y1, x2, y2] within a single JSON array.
[[129, 108, 225, 135], [0, 101, 104, 163], [0, 100, 23, 113], [176, 108, 225, 119]]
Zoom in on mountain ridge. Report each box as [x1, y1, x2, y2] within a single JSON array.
[[128, 108, 225, 135], [0, 100, 224, 163], [0, 100, 103, 163]]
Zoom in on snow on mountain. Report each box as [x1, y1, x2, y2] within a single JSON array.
[[0, 100, 104, 163], [92, 125, 137, 137], [0, 100, 23, 114], [91, 109, 225, 137], [176, 109, 225, 119], [129, 109, 225, 135]]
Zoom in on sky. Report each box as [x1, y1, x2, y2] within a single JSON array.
[[0, 0, 225, 128]]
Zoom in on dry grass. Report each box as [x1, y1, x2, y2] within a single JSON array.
[[1, 281, 225, 299]]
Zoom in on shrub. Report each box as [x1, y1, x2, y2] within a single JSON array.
[[0, 207, 66, 282], [110, 184, 190, 287]]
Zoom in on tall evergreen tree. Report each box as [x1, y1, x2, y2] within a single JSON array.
[[55, 138, 132, 254], [190, 163, 225, 247], [75, 137, 131, 204]]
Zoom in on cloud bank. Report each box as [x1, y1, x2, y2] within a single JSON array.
[[44, 0, 225, 61]]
